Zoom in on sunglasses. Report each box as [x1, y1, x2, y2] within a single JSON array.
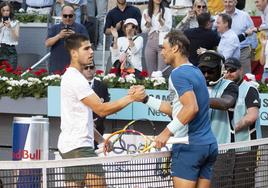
[[84, 65, 95, 70], [63, 14, 74, 18], [225, 67, 237, 73], [197, 5, 207, 9]]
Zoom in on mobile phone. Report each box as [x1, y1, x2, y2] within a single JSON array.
[[3, 16, 9, 22], [63, 24, 71, 31]]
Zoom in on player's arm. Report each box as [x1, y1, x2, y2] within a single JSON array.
[[81, 86, 145, 117], [154, 91, 198, 148], [142, 95, 172, 116], [176, 90, 199, 125]]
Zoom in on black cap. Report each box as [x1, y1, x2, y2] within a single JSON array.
[[224, 57, 241, 69], [198, 50, 225, 68]]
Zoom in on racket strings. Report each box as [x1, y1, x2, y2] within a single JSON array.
[[103, 119, 157, 155]]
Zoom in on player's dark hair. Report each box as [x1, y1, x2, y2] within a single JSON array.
[[64, 33, 89, 53]]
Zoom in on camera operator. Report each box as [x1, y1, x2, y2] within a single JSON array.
[[0, 2, 19, 69], [45, 5, 88, 74]]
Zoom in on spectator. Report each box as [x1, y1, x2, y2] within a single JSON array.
[[54, 0, 88, 24], [0, 0, 22, 12], [175, 0, 207, 31], [222, 0, 258, 74], [224, 57, 260, 188], [184, 12, 219, 66], [141, 0, 172, 76], [216, 13, 240, 59], [104, 0, 141, 38], [255, 0, 268, 32], [82, 61, 110, 149], [110, 18, 143, 78], [198, 50, 238, 188], [260, 31, 268, 82], [45, 5, 88, 74], [0, 2, 19, 69], [86, 0, 108, 50], [26, 0, 54, 15]]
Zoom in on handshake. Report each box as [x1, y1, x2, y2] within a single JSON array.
[[128, 85, 147, 103]]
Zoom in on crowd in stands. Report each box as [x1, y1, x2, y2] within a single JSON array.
[[0, 0, 267, 82]]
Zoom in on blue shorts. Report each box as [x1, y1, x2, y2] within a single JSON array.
[[171, 143, 218, 181]]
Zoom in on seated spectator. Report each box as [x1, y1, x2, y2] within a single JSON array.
[[104, 0, 141, 38], [110, 18, 143, 78], [26, 0, 54, 15], [0, 2, 19, 69], [141, 0, 172, 76], [54, 0, 88, 24], [216, 13, 240, 60], [260, 31, 268, 82], [175, 0, 207, 31], [184, 12, 219, 66], [45, 5, 88, 74]]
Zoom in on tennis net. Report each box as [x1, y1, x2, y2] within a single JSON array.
[[0, 138, 268, 188]]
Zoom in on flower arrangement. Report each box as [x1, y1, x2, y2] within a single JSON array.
[[96, 69, 168, 90], [243, 73, 268, 93], [1, 60, 267, 100], [0, 61, 61, 99]]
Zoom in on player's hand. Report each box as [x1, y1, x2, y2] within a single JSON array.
[[104, 140, 113, 153], [154, 128, 172, 149], [129, 85, 146, 102]]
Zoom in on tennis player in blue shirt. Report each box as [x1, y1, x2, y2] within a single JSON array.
[[132, 30, 218, 188]]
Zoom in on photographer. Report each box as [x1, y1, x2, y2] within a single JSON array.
[[0, 2, 19, 69], [45, 5, 88, 74]]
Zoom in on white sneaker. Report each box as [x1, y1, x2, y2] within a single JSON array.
[[96, 44, 103, 51]]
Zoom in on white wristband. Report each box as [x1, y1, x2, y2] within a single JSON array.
[[167, 118, 184, 135], [146, 96, 161, 111]]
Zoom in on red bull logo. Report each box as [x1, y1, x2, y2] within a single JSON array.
[[13, 149, 41, 160]]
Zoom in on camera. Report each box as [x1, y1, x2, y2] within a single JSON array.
[[2, 16, 9, 22], [63, 24, 72, 31]]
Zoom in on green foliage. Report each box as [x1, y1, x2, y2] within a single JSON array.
[[15, 13, 48, 23], [258, 83, 268, 93]]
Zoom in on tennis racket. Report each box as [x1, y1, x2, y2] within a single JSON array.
[[96, 119, 188, 155]]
